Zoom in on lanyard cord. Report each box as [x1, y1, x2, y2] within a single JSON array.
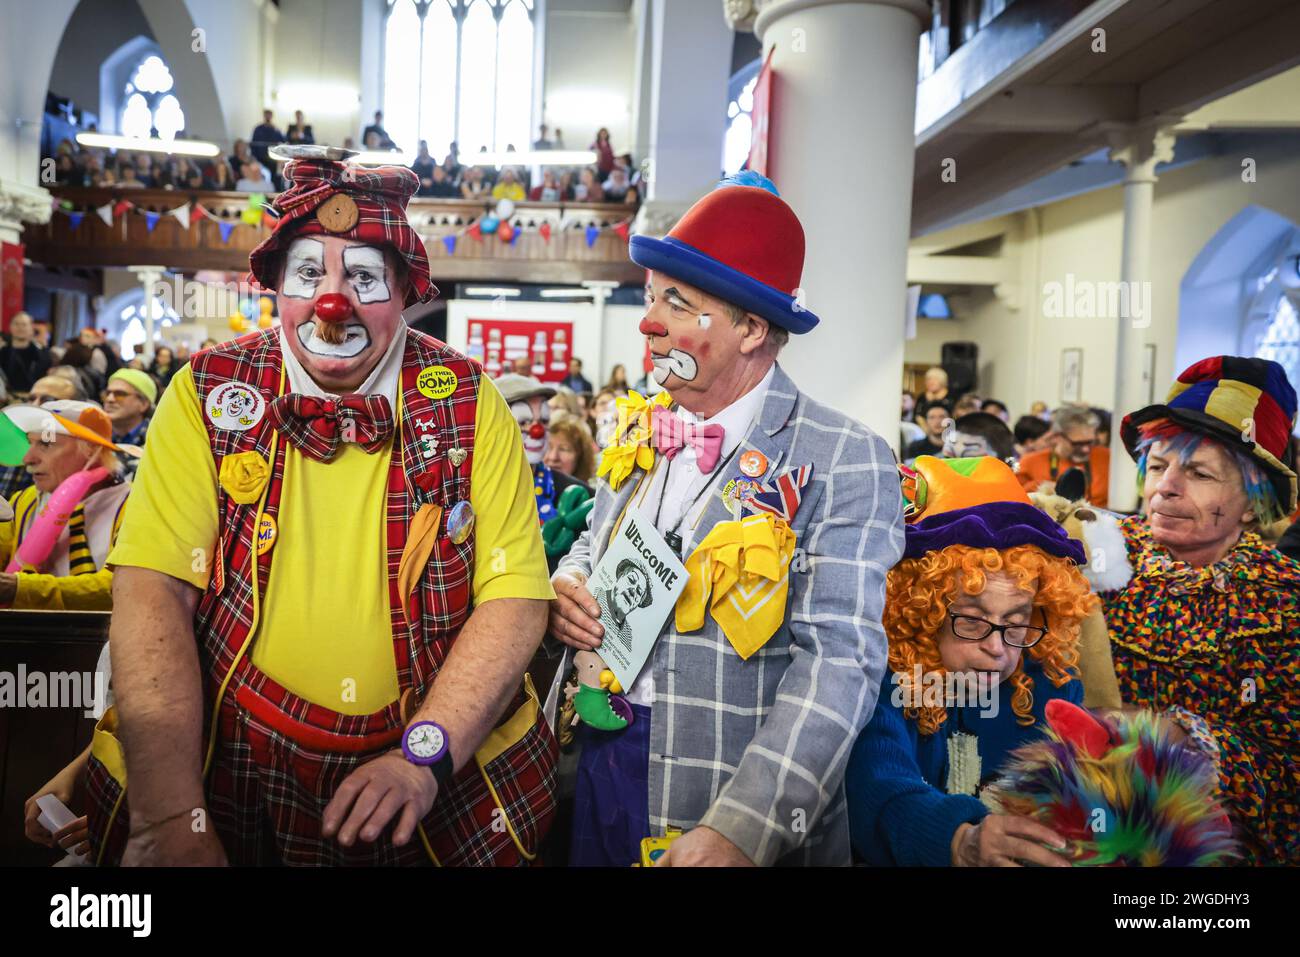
[[649, 445, 741, 546]]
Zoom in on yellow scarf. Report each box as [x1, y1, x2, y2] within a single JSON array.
[[675, 512, 796, 659]]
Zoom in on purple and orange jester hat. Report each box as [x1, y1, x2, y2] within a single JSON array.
[[900, 455, 1086, 564]]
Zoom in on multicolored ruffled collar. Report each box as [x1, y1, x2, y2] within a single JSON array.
[[1119, 517, 1300, 596]]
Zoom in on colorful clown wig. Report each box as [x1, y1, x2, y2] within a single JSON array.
[[1133, 417, 1284, 525], [884, 544, 1096, 735]]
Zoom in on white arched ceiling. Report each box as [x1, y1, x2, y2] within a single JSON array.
[[0, 0, 82, 185], [1177, 204, 1298, 373]]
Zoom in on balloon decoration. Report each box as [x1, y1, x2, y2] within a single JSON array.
[[481, 215, 500, 235], [228, 312, 248, 333], [542, 484, 595, 558], [257, 296, 276, 329], [497, 221, 515, 243], [4, 467, 111, 573], [494, 198, 516, 221]]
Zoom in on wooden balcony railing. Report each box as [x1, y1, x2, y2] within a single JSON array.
[[23, 188, 645, 285]]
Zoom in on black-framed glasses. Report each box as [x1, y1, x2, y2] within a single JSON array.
[[947, 609, 1048, 649]]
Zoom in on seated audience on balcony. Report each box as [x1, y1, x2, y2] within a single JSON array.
[[229, 139, 255, 178], [591, 127, 615, 175], [460, 165, 489, 200], [286, 110, 314, 145], [574, 167, 604, 203], [492, 168, 526, 202], [530, 169, 562, 202], [533, 124, 555, 150], [623, 184, 640, 206], [362, 109, 395, 149], [558, 170, 575, 201], [412, 140, 437, 195], [207, 158, 236, 190], [1, 313, 52, 394], [425, 164, 459, 198], [0, 400, 129, 610], [117, 164, 145, 189], [442, 141, 462, 178], [602, 165, 630, 201], [236, 160, 274, 192]]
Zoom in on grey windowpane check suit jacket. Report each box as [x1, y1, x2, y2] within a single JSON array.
[[546, 363, 905, 865]]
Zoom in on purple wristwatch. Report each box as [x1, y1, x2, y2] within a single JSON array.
[[402, 721, 452, 788]]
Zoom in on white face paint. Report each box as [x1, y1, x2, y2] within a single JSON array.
[[282, 237, 325, 299], [342, 244, 391, 304], [696, 313, 712, 329], [297, 320, 371, 358], [651, 348, 698, 385], [511, 398, 550, 465]]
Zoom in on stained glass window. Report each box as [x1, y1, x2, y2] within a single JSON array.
[[120, 54, 184, 140]]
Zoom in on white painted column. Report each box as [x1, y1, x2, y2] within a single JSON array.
[[129, 266, 167, 362], [1105, 125, 1176, 512], [742, 0, 927, 447]]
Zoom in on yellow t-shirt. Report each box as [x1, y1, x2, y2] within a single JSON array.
[[108, 362, 554, 714]]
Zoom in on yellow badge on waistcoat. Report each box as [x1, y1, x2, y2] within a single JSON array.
[[256, 514, 278, 556], [675, 512, 796, 660]]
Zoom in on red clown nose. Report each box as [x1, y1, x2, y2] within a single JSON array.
[[639, 317, 668, 337], [314, 293, 353, 323], [527, 422, 546, 440]]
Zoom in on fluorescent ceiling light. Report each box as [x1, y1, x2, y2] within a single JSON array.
[[463, 287, 522, 298], [75, 133, 221, 157], [470, 150, 596, 167], [539, 288, 595, 298], [349, 150, 413, 166]]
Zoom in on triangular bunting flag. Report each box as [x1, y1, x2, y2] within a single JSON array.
[[170, 204, 191, 230], [113, 200, 133, 218], [585, 224, 600, 247], [218, 220, 236, 243], [68, 212, 84, 230], [467, 220, 483, 241], [539, 221, 552, 243], [241, 194, 265, 226], [614, 221, 631, 242], [261, 210, 277, 230], [145, 211, 160, 232], [96, 203, 114, 227], [509, 229, 520, 246], [193, 202, 208, 221], [442, 234, 457, 255], [60, 200, 74, 212]]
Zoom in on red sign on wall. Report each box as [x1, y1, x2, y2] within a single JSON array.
[[747, 50, 774, 178], [1, 242, 23, 332], [466, 318, 574, 383]]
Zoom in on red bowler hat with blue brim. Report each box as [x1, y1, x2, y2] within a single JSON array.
[[629, 172, 819, 334]]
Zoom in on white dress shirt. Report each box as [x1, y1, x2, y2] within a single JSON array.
[[622, 364, 775, 705]]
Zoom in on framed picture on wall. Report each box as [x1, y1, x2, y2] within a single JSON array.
[[1061, 348, 1083, 404]]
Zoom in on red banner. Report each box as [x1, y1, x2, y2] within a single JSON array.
[[747, 49, 774, 178], [1, 242, 23, 332], [465, 318, 574, 383]]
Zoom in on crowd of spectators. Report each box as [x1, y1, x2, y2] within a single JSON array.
[[46, 115, 641, 209]]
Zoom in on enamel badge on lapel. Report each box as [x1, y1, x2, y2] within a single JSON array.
[[446, 499, 475, 544], [256, 513, 278, 556], [206, 383, 266, 432], [738, 449, 768, 478]]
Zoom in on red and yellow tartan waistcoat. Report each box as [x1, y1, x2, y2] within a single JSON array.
[[190, 327, 478, 702]]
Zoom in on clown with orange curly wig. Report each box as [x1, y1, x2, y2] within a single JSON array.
[[845, 455, 1099, 867]]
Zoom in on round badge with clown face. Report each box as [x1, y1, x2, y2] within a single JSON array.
[[206, 383, 266, 432]]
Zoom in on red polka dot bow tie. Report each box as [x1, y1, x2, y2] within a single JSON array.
[[267, 393, 395, 461]]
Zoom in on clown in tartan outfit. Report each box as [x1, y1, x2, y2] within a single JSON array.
[[86, 150, 557, 866], [545, 173, 906, 866]]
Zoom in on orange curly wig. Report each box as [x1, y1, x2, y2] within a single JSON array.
[[885, 544, 1096, 735]]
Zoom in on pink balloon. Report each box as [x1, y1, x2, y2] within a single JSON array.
[[6, 467, 111, 573]]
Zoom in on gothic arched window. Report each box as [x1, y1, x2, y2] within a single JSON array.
[[383, 0, 536, 158], [120, 54, 185, 140]]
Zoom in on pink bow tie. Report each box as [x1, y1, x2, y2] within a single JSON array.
[[652, 405, 725, 473]]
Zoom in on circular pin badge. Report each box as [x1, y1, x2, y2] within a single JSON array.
[[446, 500, 475, 545], [417, 365, 459, 400], [316, 193, 359, 233], [206, 383, 266, 432], [739, 450, 768, 478], [256, 513, 278, 556], [722, 477, 761, 508]]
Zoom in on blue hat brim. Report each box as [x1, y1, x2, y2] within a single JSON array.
[[630, 235, 819, 333]]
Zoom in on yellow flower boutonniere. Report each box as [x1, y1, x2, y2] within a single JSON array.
[[596, 390, 672, 491], [219, 450, 270, 505]]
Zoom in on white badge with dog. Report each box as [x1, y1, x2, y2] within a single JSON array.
[[589, 506, 688, 694]]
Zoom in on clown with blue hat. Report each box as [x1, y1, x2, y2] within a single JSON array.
[[545, 173, 906, 866]]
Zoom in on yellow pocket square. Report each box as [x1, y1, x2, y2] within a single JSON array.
[[675, 512, 796, 660], [218, 451, 270, 505]]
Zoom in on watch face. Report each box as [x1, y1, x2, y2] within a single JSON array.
[[406, 723, 445, 760]]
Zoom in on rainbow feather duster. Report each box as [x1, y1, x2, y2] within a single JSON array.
[[988, 700, 1238, 866]]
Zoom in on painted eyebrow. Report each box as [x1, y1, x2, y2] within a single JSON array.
[[662, 286, 695, 309]]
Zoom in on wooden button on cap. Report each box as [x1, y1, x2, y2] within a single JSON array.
[[316, 193, 359, 233]]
